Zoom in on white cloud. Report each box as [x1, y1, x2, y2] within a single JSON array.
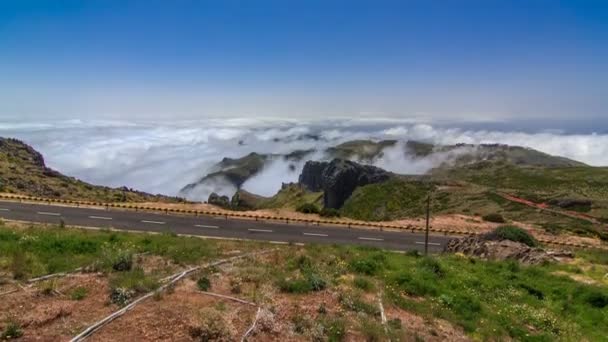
[[2, 119, 607, 201]]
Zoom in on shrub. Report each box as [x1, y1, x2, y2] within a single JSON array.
[[585, 290, 608, 309], [357, 319, 386, 341], [320, 208, 340, 218], [419, 257, 445, 277], [1, 321, 23, 340], [109, 268, 159, 295], [482, 213, 506, 223], [349, 253, 386, 275], [102, 248, 133, 272], [38, 279, 58, 296], [319, 317, 346, 341], [109, 287, 135, 306], [392, 272, 438, 296], [70, 286, 88, 300], [278, 272, 327, 293], [488, 226, 538, 247], [353, 276, 374, 291], [339, 292, 380, 316], [296, 203, 320, 214], [189, 308, 233, 341], [196, 276, 211, 291]]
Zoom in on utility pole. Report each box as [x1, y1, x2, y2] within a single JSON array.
[[424, 194, 430, 256]]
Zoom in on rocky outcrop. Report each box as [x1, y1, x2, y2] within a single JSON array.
[[298, 161, 328, 192], [298, 159, 392, 209], [322, 159, 391, 209], [444, 236, 572, 265], [207, 192, 231, 208], [230, 189, 265, 210]]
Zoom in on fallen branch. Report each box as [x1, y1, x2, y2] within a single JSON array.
[[241, 307, 262, 342], [378, 293, 389, 338], [28, 270, 80, 284], [70, 249, 274, 342], [198, 291, 257, 306]]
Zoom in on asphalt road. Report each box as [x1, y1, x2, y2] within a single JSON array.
[[0, 200, 452, 252]]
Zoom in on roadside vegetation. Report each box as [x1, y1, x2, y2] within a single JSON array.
[[1, 221, 607, 340]]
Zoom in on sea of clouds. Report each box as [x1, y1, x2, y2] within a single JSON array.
[[1, 118, 608, 201]]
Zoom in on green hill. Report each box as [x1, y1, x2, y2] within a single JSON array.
[[0, 138, 183, 203]]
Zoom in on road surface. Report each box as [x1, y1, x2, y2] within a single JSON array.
[[0, 200, 452, 252]]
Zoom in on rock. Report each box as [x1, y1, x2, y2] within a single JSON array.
[[231, 190, 265, 210], [444, 236, 558, 265], [298, 161, 328, 192], [208, 192, 231, 208], [298, 159, 392, 209], [321, 159, 392, 209]]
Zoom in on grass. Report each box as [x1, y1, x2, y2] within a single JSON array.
[[1, 221, 606, 341], [486, 225, 539, 247], [0, 221, 262, 279], [0, 320, 23, 340], [300, 245, 607, 341], [340, 179, 432, 221], [70, 286, 88, 300]]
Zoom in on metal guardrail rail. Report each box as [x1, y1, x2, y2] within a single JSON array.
[[0, 194, 599, 249]]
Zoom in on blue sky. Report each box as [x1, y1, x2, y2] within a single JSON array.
[[0, 0, 607, 126]]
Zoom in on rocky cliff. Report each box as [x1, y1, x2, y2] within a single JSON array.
[[298, 159, 392, 209]]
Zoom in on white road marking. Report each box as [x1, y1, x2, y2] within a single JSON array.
[[248, 229, 273, 233], [0, 208, 10, 211], [358, 237, 384, 241], [89, 216, 112, 220], [195, 224, 219, 229], [141, 220, 166, 225], [415, 241, 441, 246], [37, 211, 61, 216], [303, 233, 328, 237]]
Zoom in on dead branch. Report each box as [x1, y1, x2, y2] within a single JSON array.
[[241, 307, 262, 342], [197, 291, 257, 306]]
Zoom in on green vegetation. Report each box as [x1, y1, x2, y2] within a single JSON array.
[[70, 286, 88, 300], [0, 221, 261, 279], [0, 321, 23, 340], [341, 179, 432, 221], [0, 222, 606, 341], [196, 276, 211, 291], [109, 267, 159, 293], [295, 202, 320, 214], [258, 183, 323, 210], [482, 213, 506, 223], [488, 225, 539, 247], [319, 207, 340, 218], [353, 276, 374, 291], [0, 137, 182, 203], [247, 244, 608, 341]]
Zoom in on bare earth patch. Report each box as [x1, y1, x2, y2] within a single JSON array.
[[0, 274, 117, 340]]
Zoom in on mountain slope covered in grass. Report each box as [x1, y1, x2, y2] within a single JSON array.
[[0, 137, 183, 203]]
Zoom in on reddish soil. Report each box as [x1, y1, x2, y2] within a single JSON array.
[[0, 274, 118, 341], [89, 278, 257, 342]]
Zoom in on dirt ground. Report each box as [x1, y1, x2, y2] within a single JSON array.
[[1, 250, 473, 341], [0, 273, 118, 341]]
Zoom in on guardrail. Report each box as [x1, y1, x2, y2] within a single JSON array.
[[0, 194, 600, 249]]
